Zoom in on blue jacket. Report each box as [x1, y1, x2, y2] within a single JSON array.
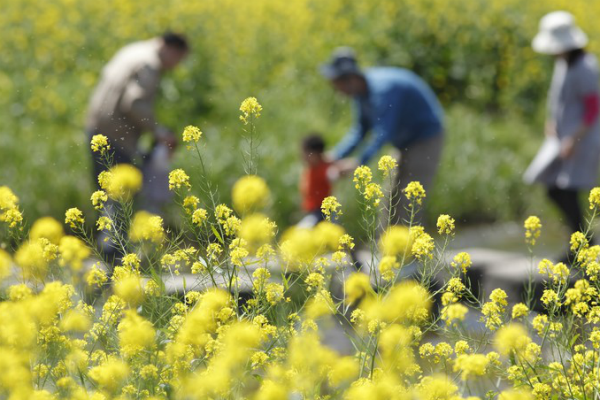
[[333, 67, 444, 165]]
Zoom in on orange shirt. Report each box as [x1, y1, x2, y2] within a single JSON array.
[[301, 161, 331, 212]]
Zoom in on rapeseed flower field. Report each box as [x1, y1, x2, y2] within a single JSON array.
[[3, 0, 600, 226], [3, 98, 600, 399]]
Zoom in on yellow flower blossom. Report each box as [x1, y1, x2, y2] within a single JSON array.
[[353, 165, 372, 190], [168, 168, 191, 190], [104, 164, 143, 201], [90, 190, 108, 210], [239, 96, 262, 124], [64, 207, 84, 229], [404, 181, 426, 205], [321, 196, 342, 220], [129, 211, 165, 243], [570, 231, 588, 253], [183, 195, 200, 213], [96, 216, 112, 231], [589, 187, 600, 209], [377, 155, 397, 176], [345, 273, 372, 305], [90, 134, 111, 154], [411, 232, 434, 261], [436, 214, 455, 235], [453, 353, 488, 380], [182, 125, 202, 143], [451, 252, 471, 274], [192, 208, 208, 227], [511, 303, 529, 319], [494, 323, 531, 356], [232, 175, 270, 214], [379, 225, 412, 257], [29, 216, 64, 244], [524, 215, 541, 246], [442, 303, 468, 326]]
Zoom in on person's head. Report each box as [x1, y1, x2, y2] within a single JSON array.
[[159, 32, 190, 70], [320, 47, 367, 97], [302, 133, 326, 165], [532, 11, 588, 58]]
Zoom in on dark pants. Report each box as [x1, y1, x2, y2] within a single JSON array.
[[547, 187, 583, 234]]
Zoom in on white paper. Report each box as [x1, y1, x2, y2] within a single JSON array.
[[523, 136, 561, 185]]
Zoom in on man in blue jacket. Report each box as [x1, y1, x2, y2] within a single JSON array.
[[321, 47, 444, 225]]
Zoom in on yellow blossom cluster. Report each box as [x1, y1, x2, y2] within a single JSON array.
[[90, 134, 110, 155], [524, 215, 542, 246], [5, 95, 600, 399], [0, 186, 23, 228], [239, 97, 262, 125]]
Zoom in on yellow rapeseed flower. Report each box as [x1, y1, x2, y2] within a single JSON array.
[[451, 252, 471, 274], [345, 273, 372, 305], [118, 310, 155, 357], [0, 186, 22, 228], [29, 216, 64, 245], [589, 187, 600, 209], [232, 175, 270, 214], [494, 323, 531, 356], [129, 211, 165, 244], [239, 97, 262, 124], [404, 181, 426, 205], [377, 155, 397, 176], [91, 190, 108, 210], [411, 232, 434, 261], [192, 208, 208, 227], [90, 134, 110, 154], [0, 186, 19, 210], [104, 164, 143, 201], [182, 125, 202, 143], [453, 353, 488, 380], [168, 168, 191, 191], [114, 275, 144, 307], [511, 303, 529, 319], [379, 225, 412, 257], [353, 165, 372, 190], [436, 214, 455, 235], [64, 208, 84, 229], [321, 196, 342, 221], [88, 357, 129, 394], [524, 216, 541, 246], [58, 235, 90, 272], [183, 195, 200, 213], [442, 303, 468, 326], [96, 216, 112, 231]]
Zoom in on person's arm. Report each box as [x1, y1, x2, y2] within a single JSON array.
[[357, 92, 401, 165], [332, 101, 370, 160], [121, 65, 172, 142]]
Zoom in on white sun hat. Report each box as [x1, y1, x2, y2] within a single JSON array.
[[532, 11, 588, 55]]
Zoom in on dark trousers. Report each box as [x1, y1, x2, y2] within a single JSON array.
[[547, 187, 583, 234]]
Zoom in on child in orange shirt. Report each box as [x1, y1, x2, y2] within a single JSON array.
[[297, 133, 338, 228]]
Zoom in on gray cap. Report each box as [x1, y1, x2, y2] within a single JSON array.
[[320, 46, 362, 80]]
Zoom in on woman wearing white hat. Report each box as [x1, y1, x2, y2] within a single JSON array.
[[527, 11, 600, 251]]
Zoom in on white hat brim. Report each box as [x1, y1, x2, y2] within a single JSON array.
[[532, 27, 588, 55]]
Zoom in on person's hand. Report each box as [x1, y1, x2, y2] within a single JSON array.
[[157, 132, 178, 152], [334, 158, 359, 177], [560, 136, 576, 159], [545, 121, 557, 138]]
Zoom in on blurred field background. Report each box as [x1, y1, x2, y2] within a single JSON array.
[[1, 0, 598, 237]]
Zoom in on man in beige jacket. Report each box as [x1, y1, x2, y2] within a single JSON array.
[[86, 33, 188, 265], [86, 32, 189, 174]]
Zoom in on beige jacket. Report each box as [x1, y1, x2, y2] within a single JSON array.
[[86, 39, 169, 157]]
